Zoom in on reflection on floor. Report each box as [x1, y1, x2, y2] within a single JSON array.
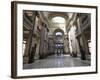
[[23, 54, 90, 69]]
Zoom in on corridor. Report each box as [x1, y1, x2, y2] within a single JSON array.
[[23, 54, 90, 69], [23, 10, 91, 69]]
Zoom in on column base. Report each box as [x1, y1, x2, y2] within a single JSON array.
[[39, 53, 47, 59], [81, 54, 86, 60], [39, 54, 45, 59], [23, 55, 29, 64], [71, 52, 77, 57]]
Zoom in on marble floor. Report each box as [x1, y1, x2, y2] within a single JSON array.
[[23, 54, 90, 69]]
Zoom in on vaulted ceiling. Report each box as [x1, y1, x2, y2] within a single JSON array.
[[41, 11, 74, 35]]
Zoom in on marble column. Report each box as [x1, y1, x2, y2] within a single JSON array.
[[28, 12, 37, 63], [39, 23, 45, 59], [22, 11, 37, 64], [78, 15, 89, 60]]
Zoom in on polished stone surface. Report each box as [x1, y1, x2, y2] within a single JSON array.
[[23, 54, 90, 69]]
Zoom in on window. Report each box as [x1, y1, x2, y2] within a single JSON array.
[[55, 32, 63, 36]]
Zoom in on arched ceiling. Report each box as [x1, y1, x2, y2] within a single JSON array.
[[47, 12, 68, 35], [40, 11, 74, 35], [47, 12, 69, 21]]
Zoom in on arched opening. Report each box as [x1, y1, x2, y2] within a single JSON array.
[[55, 32, 63, 36], [51, 16, 66, 33], [53, 28, 64, 41], [53, 29, 64, 56]]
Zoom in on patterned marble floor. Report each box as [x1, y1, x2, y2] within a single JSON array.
[[23, 54, 90, 69]]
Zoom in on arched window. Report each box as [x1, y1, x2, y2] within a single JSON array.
[[55, 32, 63, 36]]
